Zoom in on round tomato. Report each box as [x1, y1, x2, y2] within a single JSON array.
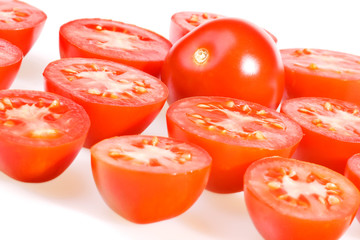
[[170, 11, 277, 44], [244, 156, 360, 240], [0, 89, 89, 182], [345, 153, 360, 222], [0, 0, 47, 55], [0, 38, 23, 89], [162, 17, 284, 109], [91, 135, 211, 224], [282, 48, 360, 105], [281, 97, 360, 173], [43, 57, 168, 147], [166, 96, 302, 193], [59, 18, 172, 77]]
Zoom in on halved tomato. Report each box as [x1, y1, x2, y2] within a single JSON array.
[[59, 18, 172, 77], [0, 0, 47, 55], [166, 96, 302, 193], [43, 57, 168, 147], [91, 135, 211, 224], [281, 97, 360, 173], [281, 48, 360, 105], [0, 89, 89, 182], [345, 153, 360, 222], [0, 38, 23, 89], [244, 156, 360, 240]]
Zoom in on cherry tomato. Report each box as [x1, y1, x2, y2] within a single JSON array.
[[0, 89, 90, 182], [91, 135, 211, 223], [281, 97, 360, 173], [0, 38, 23, 89], [59, 18, 172, 77], [345, 153, 360, 222], [166, 96, 302, 193], [44, 57, 168, 147], [281, 48, 360, 105], [0, 0, 47, 55], [162, 17, 284, 109], [170, 11, 277, 44], [244, 156, 360, 240]]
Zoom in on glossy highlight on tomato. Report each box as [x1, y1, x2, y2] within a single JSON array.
[[244, 156, 360, 240], [167, 96, 302, 193], [345, 153, 360, 222], [281, 97, 360, 173], [0, 38, 23, 89], [0, 0, 47, 55], [162, 17, 284, 108], [0, 89, 90, 182], [59, 18, 172, 77], [44, 57, 168, 147], [91, 135, 211, 223]]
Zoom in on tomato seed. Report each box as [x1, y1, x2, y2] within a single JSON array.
[[254, 131, 266, 140], [267, 181, 281, 190], [202, 13, 209, 19], [3, 120, 14, 127], [197, 104, 211, 108], [208, 125, 216, 131], [0, 102, 4, 110], [303, 48, 312, 54], [49, 99, 60, 109], [324, 102, 333, 111], [325, 182, 338, 190], [256, 110, 266, 115], [151, 136, 159, 146], [308, 63, 318, 70], [88, 88, 102, 95], [2, 98, 13, 108], [134, 86, 147, 93], [63, 68, 78, 74], [318, 196, 326, 205], [95, 25, 103, 30], [270, 122, 285, 129], [328, 195, 340, 205], [241, 104, 251, 113], [225, 101, 235, 108]]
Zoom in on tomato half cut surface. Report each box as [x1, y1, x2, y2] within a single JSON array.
[[91, 135, 211, 224], [0, 89, 90, 182], [0, 0, 47, 55], [0, 38, 22, 89], [44, 57, 168, 147], [244, 156, 360, 240], [59, 18, 172, 77], [162, 17, 284, 109], [166, 96, 302, 193], [345, 153, 360, 222], [281, 48, 360, 105], [281, 97, 360, 173]]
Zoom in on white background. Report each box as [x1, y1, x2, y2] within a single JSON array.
[[1, 0, 360, 239]]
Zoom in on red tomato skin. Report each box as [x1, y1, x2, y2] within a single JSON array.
[[162, 18, 284, 109], [0, 39, 23, 89], [345, 153, 360, 222]]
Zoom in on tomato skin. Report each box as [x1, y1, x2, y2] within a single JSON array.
[[166, 96, 302, 193], [0, 38, 23, 89], [59, 18, 172, 77], [345, 153, 360, 222], [162, 17, 284, 109], [0, 90, 90, 182], [244, 156, 360, 240], [91, 135, 211, 223]]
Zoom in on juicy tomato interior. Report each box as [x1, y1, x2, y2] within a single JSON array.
[[173, 12, 222, 31]]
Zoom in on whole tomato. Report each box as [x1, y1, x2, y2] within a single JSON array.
[[162, 17, 284, 109]]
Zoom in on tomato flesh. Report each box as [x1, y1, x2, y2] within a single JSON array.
[[244, 156, 360, 240], [345, 153, 360, 222], [281, 97, 360, 173], [0, 90, 89, 182], [167, 96, 302, 193], [91, 135, 211, 223], [59, 18, 172, 77], [0, 38, 22, 89], [44, 58, 168, 147]]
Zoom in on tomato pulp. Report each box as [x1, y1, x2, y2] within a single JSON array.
[[0, 38, 23, 89]]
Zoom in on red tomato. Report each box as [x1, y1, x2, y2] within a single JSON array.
[[170, 11, 277, 44], [244, 156, 360, 240], [91, 135, 211, 223], [281, 97, 360, 173], [0, 89, 90, 182], [162, 17, 284, 109], [0, 38, 23, 89], [44, 58, 168, 147], [0, 0, 47, 55], [166, 96, 302, 193], [345, 153, 360, 222], [59, 18, 172, 77], [281, 48, 360, 105]]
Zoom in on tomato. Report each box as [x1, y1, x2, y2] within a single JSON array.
[[281, 48, 360, 105], [166, 96, 302, 193], [0, 89, 89, 182], [244, 156, 360, 240], [0, 0, 47, 55], [170, 11, 277, 44], [0, 38, 22, 89], [91, 135, 211, 224], [345, 153, 360, 222], [281, 97, 360, 173], [162, 17, 284, 109], [59, 18, 172, 77], [44, 57, 168, 147]]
